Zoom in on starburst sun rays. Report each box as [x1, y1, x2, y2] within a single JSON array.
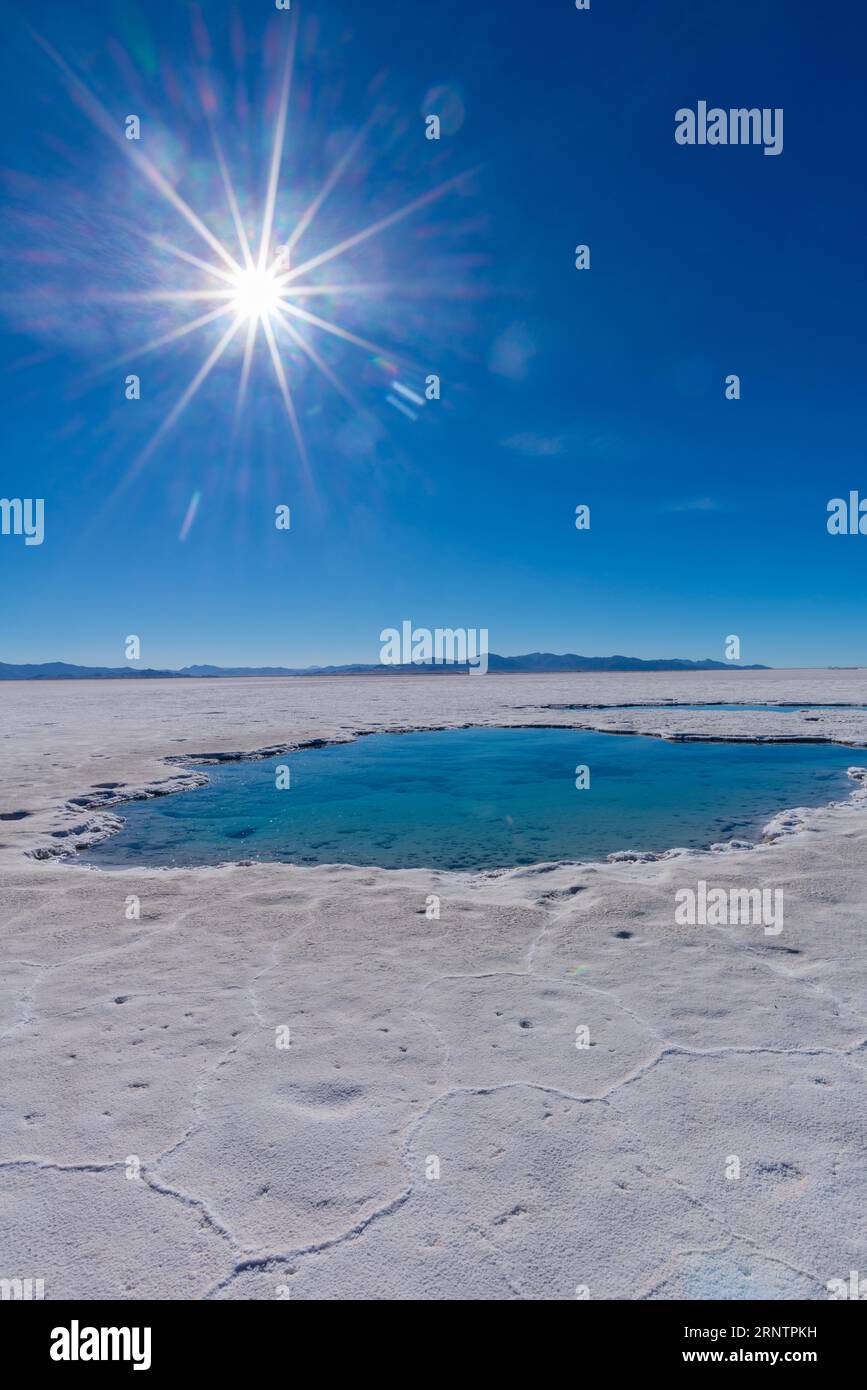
[[33, 15, 473, 483]]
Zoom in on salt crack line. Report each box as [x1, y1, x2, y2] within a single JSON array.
[[202, 1185, 414, 1298]]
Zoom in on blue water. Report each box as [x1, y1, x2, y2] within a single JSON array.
[[78, 727, 864, 872]]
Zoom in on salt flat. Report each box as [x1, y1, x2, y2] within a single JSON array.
[[1, 671, 866, 1300]]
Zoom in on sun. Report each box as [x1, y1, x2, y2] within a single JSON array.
[[229, 264, 284, 323], [33, 17, 472, 476]]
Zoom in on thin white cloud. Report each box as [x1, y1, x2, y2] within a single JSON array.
[[500, 431, 565, 457], [500, 424, 628, 460], [661, 497, 721, 513]]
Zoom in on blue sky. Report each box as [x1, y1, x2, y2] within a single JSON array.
[[1, 0, 865, 669]]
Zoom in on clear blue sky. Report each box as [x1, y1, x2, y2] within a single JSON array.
[[1, 0, 865, 669]]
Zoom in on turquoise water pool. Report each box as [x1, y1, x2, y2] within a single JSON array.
[[79, 726, 864, 872]]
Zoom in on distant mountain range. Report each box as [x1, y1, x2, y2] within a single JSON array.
[[0, 654, 769, 680]]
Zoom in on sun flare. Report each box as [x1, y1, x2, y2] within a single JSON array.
[[32, 15, 471, 481]]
